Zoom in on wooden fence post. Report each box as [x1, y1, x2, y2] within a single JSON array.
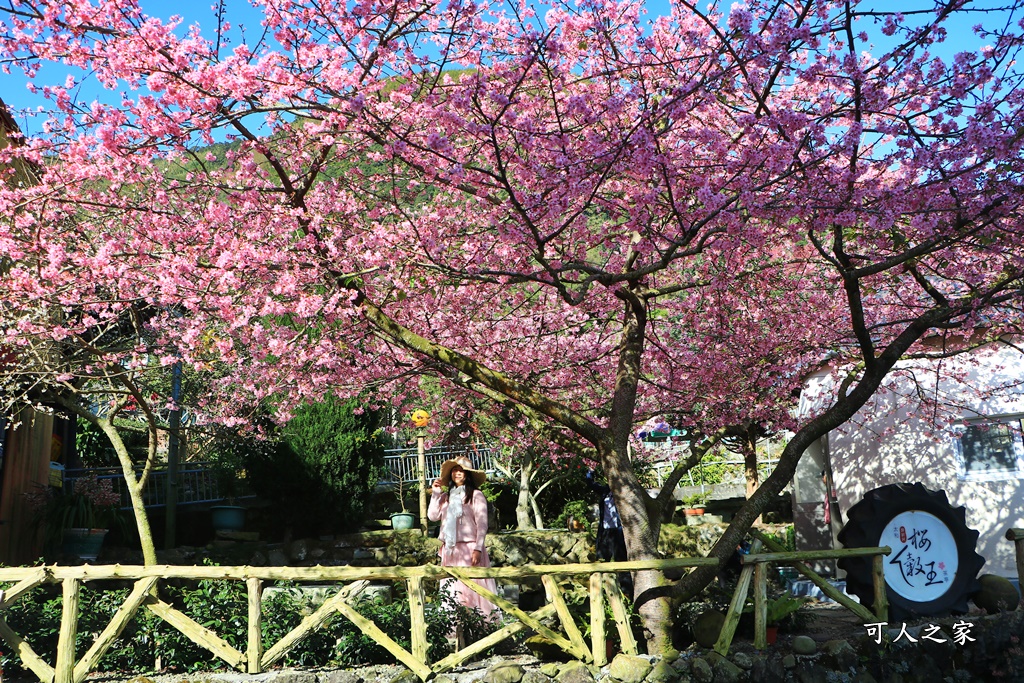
[[542, 575, 591, 662], [73, 576, 159, 683], [753, 562, 767, 650], [590, 573, 607, 667], [55, 577, 81, 683], [408, 576, 428, 664], [602, 574, 637, 656], [714, 539, 762, 656], [871, 554, 888, 623], [247, 577, 263, 674]]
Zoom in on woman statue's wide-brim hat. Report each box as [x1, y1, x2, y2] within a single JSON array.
[[439, 455, 486, 487]]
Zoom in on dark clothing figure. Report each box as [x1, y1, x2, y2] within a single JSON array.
[[587, 470, 633, 599]]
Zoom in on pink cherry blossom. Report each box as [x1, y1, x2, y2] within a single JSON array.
[[2, 0, 1024, 651]]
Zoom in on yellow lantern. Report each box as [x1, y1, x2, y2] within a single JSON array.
[[410, 409, 430, 428]]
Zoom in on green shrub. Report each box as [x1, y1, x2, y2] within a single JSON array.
[[75, 417, 116, 467], [554, 500, 593, 533], [681, 492, 708, 508], [776, 524, 796, 552], [534, 458, 593, 524], [259, 586, 349, 667], [245, 395, 386, 535]]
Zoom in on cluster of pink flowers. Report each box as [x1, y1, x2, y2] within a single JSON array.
[[71, 475, 122, 509], [24, 476, 121, 513], [23, 485, 55, 513]]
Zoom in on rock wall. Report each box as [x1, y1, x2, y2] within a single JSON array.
[[140, 523, 782, 569], [151, 528, 663, 568]]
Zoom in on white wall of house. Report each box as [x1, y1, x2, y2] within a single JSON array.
[[795, 341, 1024, 578]]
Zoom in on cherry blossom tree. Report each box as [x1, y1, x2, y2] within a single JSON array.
[[1, 96, 180, 564], [3, 0, 1024, 651]]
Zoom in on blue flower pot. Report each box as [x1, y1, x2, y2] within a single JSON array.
[[62, 528, 108, 561], [211, 505, 247, 532], [390, 512, 416, 530]]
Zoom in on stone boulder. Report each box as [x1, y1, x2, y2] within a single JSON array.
[[555, 661, 595, 683], [645, 661, 680, 683], [692, 610, 726, 648], [608, 654, 652, 683], [974, 574, 1020, 613], [482, 662, 525, 683]]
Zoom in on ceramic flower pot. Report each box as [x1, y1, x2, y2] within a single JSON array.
[[211, 505, 247, 532], [62, 528, 108, 561], [390, 512, 416, 530]]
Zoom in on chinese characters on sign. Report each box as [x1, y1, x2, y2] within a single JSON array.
[[883, 510, 958, 603], [864, 621, 976, 645]]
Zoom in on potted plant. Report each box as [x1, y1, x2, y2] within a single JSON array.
[[556, 500, 593, 533], [29, 474, 124, 561], [390, 476, 416, 530], [208, 446, 249, 532], [681, 493, 707, 516], [762, 594, 809, 645]]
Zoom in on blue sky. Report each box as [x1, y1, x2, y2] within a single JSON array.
[[2, 0, 265, 131], [0, 0, 1008, 134]]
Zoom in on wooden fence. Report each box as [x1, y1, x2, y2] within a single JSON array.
[[0, 558, 715, 683], [712, 530, 890, 654], [0, 540, 898, 682]]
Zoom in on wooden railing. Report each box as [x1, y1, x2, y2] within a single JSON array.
[[0, 535, 901, 681], [0, 558, 716, 683], [712, 530, 891, 655]]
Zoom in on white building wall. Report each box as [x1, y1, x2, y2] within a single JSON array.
[[801, 342, 1024, 578]]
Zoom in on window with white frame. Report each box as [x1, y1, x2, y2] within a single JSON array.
[[955, 416, 1024, 480]]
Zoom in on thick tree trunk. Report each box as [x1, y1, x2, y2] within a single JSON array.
[[744, 439, 758, 500], [603, 288, 674, 654], [601, 441, 673, 654]]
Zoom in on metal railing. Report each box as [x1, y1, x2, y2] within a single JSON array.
[[381, 443, 498, 484], [645, 453, 781, 488], [63, 443, 501, 507], [62, 464, 236, 509]]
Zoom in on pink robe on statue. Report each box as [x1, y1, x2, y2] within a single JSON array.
[[428, 487, 498, 620]]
